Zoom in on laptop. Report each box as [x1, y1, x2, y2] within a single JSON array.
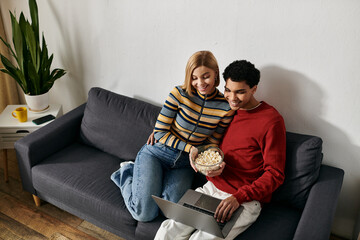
[[152, 189, 244, 238]]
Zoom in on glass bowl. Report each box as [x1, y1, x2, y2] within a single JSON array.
[[192, 146, 224, 175]]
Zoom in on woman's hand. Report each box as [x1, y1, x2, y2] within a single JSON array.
[[206, 162, 226, 177], [214, 195, 240, 223], [189, 146, 198, 172], [146, 131, 158, 145]]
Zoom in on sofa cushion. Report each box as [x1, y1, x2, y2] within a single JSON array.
[[135, 215, 166, 240], [272, 132, 323, 209], [80, 87, 161, 160], [32, 142, 137, 239], [236, 202, 302, 239]]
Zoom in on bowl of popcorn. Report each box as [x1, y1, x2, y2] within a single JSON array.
[[192, 146, 224, 175]]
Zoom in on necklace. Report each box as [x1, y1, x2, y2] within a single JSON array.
[[247, 102, 262, 111]]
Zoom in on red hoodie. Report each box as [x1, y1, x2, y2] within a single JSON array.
[[208, 102, 286, 204]]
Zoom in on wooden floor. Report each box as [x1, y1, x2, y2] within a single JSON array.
[[0, 149, 125, 240]]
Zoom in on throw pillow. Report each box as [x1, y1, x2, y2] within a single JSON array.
[[80, 87, 161, 160], [272, 132, 323, 209]]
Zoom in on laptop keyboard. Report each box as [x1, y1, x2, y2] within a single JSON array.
[[183, 203, 226, 230]]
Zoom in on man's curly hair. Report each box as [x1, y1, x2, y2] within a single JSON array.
[[222, 60, 260, 88]]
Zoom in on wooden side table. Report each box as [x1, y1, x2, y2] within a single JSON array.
[[0, 104, 63, 182]]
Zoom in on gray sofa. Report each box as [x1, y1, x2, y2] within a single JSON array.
[[15, 87, 344, 240]]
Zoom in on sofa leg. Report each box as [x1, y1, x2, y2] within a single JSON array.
[[32, 195, 41, 207]]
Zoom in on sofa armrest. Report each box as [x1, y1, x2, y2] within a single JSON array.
[[293, 164, 344, 240], [14, 103, 86, 194]]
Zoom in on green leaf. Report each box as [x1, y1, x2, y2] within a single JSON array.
[[24, 22, 40, 72], [0, 36, 18, 62], [0, 57, 20, 84], [27, 59, 40, 94], [10, 12, 23, 71], [0, 69, 27, 93], [39, 34, 49, 85], [1, 54, 20, 80], [41, 34, 48, 58], [50, 68, 66, 80], [1, 69, 26, 93], [45, 54, 54, 73], [22, 46, 31, 81], [41, 34, 49, 62], [18, 13, 27, 32], [41, 68, 65, 93], [0, 54, 28, 92], [29, 0, 39, 42]]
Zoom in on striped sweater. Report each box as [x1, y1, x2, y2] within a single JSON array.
[[154, 86, 234, 152]]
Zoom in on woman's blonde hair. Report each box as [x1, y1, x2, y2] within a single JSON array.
[[182, 51, 220, 96]]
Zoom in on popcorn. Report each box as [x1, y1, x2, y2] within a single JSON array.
[[195, 150, 222, 165], [194, 147, 223, 175]]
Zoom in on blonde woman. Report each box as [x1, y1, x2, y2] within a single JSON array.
[[111, 51, 234, 222]]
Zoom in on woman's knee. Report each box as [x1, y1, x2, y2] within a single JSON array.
[[131, 200, 159, 222]]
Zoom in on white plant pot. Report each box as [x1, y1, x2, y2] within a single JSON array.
[[24, 92, 49, 112]]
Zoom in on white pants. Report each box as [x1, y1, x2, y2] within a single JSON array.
[[155, 181, 261, 240]]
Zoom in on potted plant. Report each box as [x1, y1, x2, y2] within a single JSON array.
[[0, 0, 66, 112]]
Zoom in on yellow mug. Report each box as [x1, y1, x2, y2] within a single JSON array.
[[12, 107, 28, 122]]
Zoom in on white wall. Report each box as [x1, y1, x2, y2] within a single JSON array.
[[1, 0, 359, 238]]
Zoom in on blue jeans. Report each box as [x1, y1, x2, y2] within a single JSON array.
[[111, 142, 194, 222]]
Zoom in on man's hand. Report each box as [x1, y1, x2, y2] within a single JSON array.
[[189, 146, 198, 172], [214, 195, 240, 223], [146, 131, 158, 145], [206, 162, 226, 177]]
